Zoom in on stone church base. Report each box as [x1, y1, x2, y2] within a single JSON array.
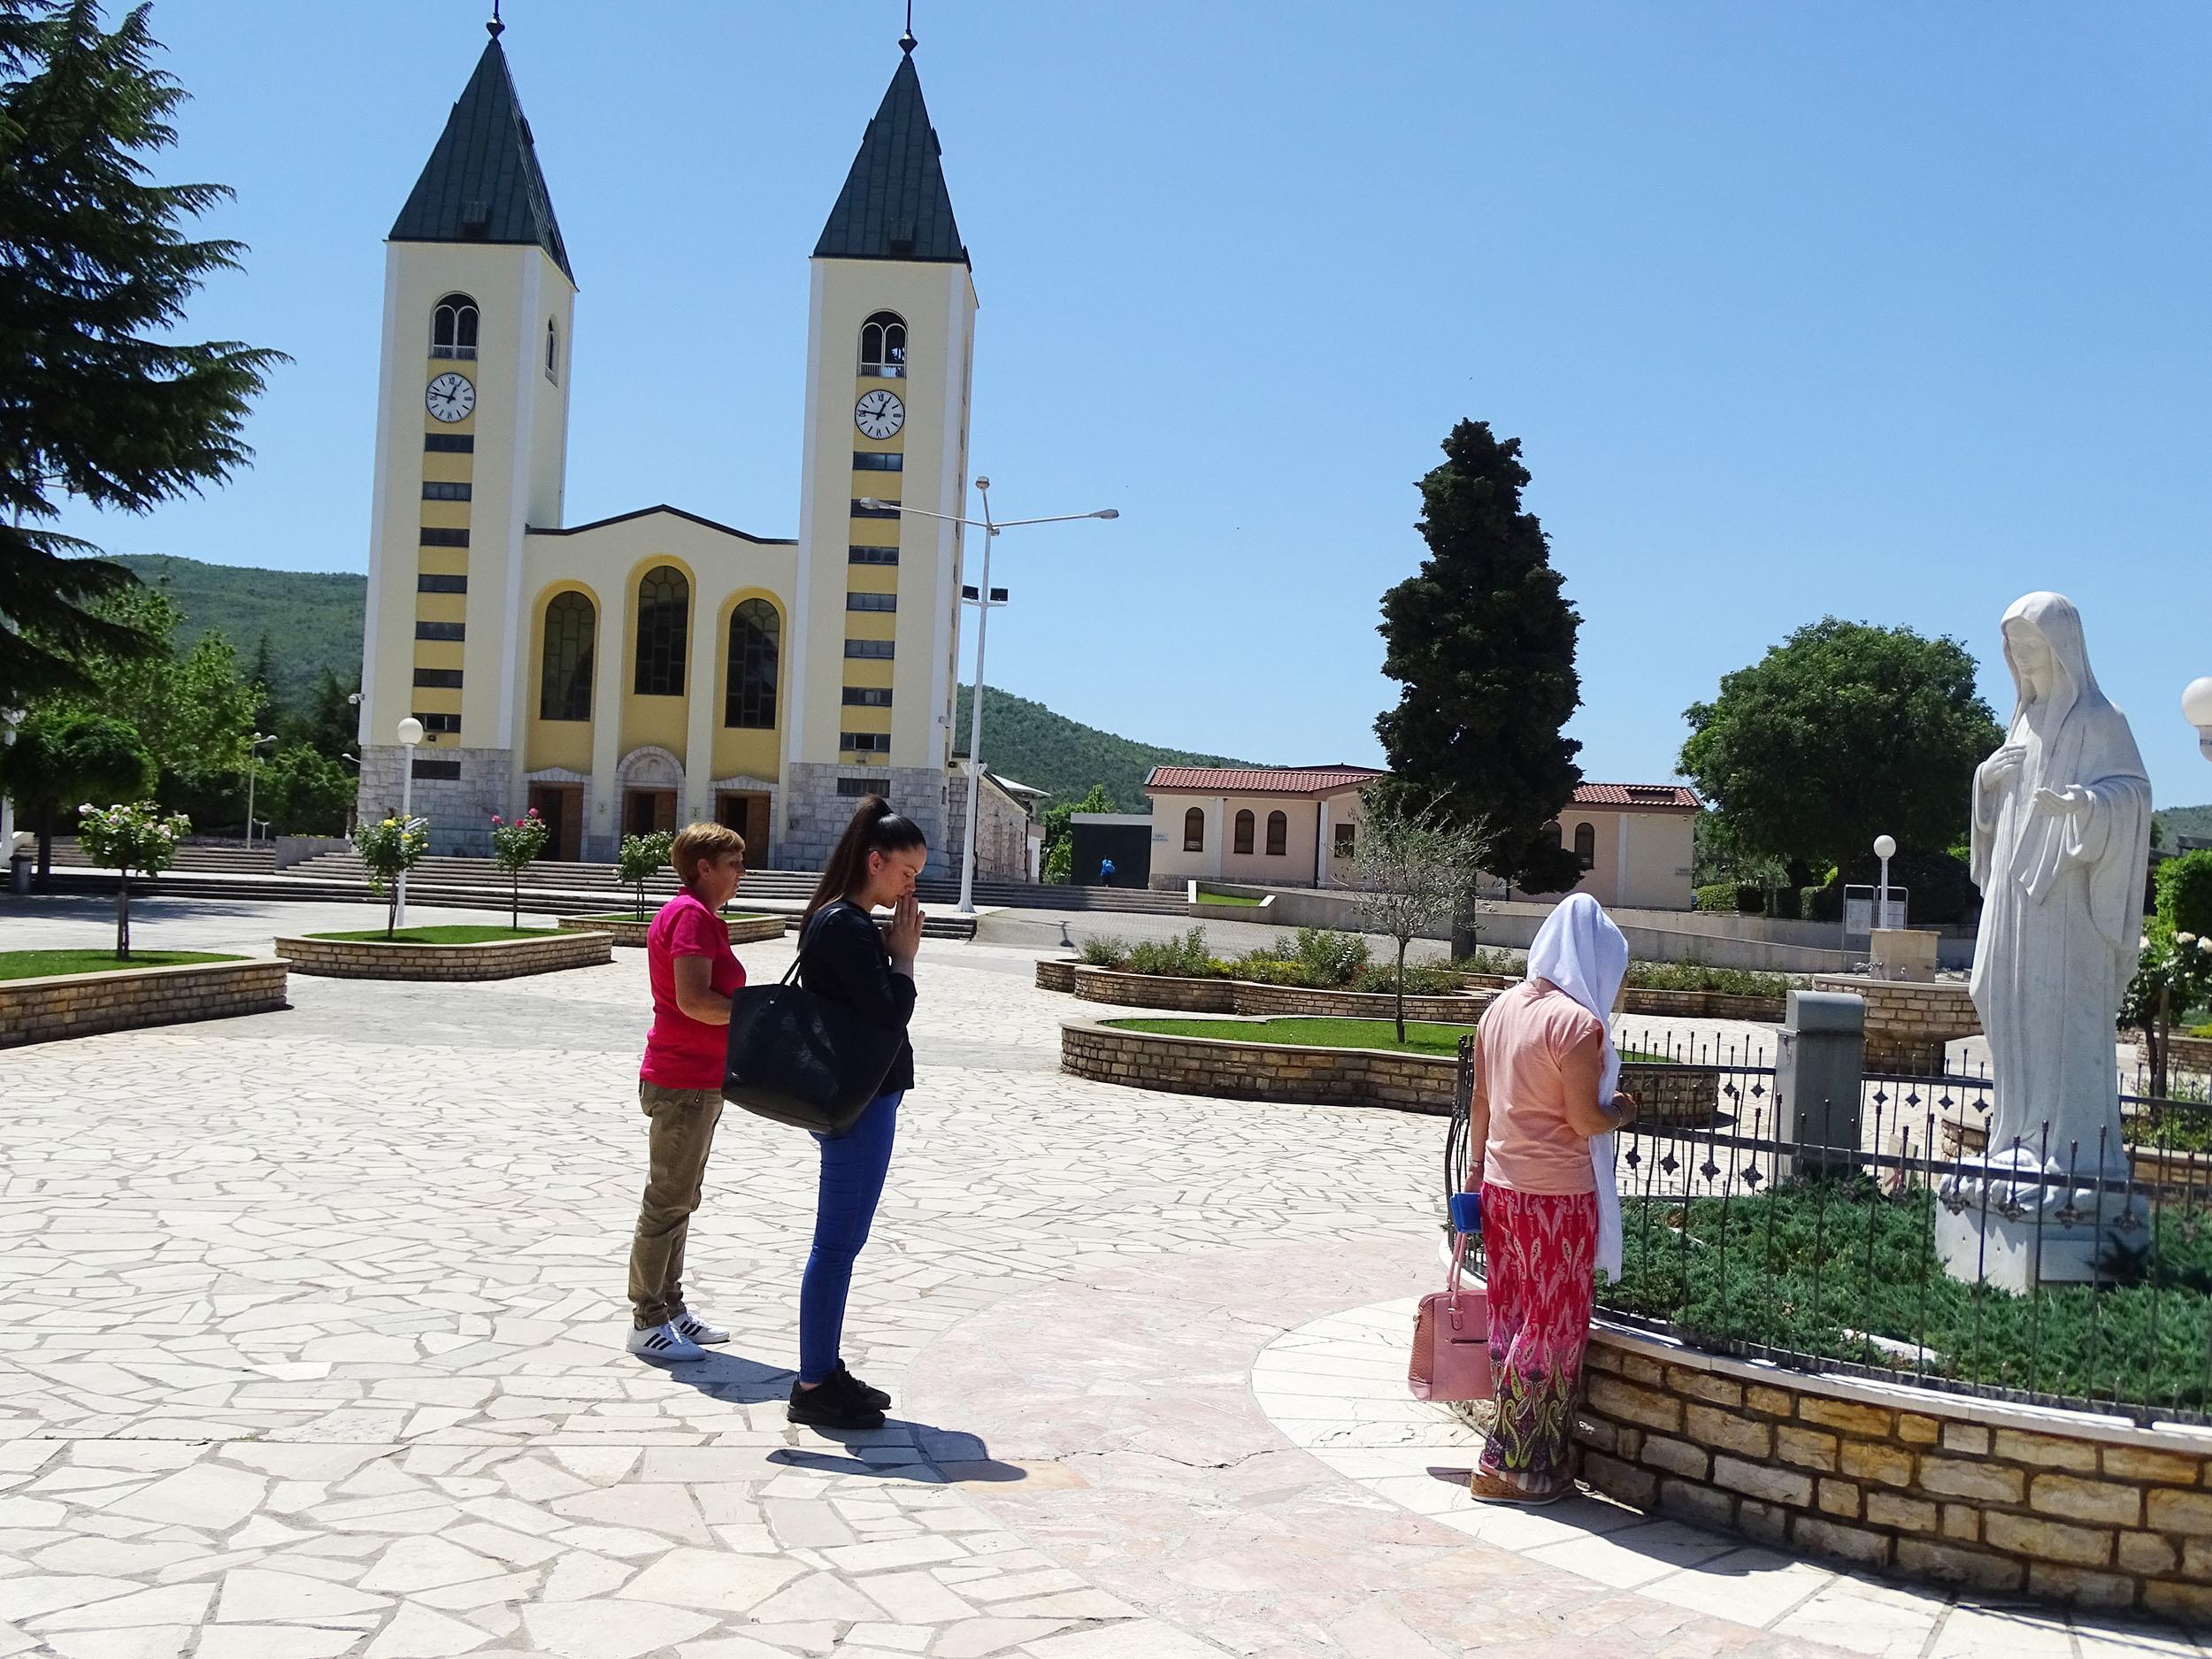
[[357, 744, 513, 858], [779, 763, 953, 879]]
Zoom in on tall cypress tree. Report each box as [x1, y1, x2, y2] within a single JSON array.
[[0, 1, 283, 708], [1374, 420, 1584, 894]]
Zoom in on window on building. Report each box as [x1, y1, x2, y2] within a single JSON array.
[[850, 499, 900, 519], [424, 433, 474, 453], [412, 757, 462, 780], [1544, 820, 1563, 846], [415, 620, 465, 641], [1333, 822, 1356, 859], [413, 667, 464, 688], [420, 527, 469, 547], [1233, 810, 1256, 855], [836, 778, 886, 797], [1573, 821, 1596, 870], [540, 591, 595, 721], [859, 311, 907, 377], [1184, 808, 1205, 853], [846, 592, 897, 612], [849, 546, 899, 565], [845, 639, 895, 659], [634, 565, 688, 695], [414, 711, 461, 735], [431, 294, 479, 360], [725, 598, 779, 729], [842, 687, 893, 707], [544, 319, 558, 382], [840, 732, 891, 754], [422, 481, 472, 502], [416, 572, 467, 594], [1265, 810, 1288, 856], [852, 451, 903, 472]]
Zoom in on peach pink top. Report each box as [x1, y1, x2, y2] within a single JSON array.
[[1479, 980, 1604, 1195]]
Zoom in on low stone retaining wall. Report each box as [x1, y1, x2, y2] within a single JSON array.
[[1, 958, 289, 1047], [275, 931, 612, 981], [1061, 1018, 1720, 1123], [2133, 1032, 2212, 1078], [1810, 976, 1979, 1071], [1455, 971, 1786, 1024], [1573, 1325, 2212, 1617], [557, 914, 785, 949], [1065, 964, 1493, 1024], [1036, 957, 1078, 993]]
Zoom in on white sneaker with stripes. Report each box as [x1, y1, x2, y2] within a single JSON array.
[[626, 1321, 705, 1366], [672, 1311, 730, 1346]]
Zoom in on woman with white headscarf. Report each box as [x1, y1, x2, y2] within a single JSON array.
[[1462, 892, 1637, 1503]]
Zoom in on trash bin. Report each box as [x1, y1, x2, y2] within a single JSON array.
[[9, 854, 29, 895]]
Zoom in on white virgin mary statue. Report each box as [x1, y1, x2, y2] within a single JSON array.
[[1967, 592, 2149, 1195]]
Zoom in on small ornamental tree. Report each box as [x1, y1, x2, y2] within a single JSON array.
[[1349, 795, 1495, 1043], [2124, 919, 2212, 1101], [355, 814, 428, 940], [618, 829, 675, 921], [488, 807, 550, 928], [2158, 851, 2212, 941], [74, 800, 188, 958]]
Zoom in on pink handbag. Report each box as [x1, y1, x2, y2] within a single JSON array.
[[1408, 1231, 1493, 1402]]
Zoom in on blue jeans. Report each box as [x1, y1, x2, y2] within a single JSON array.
[[798, 1090, 901, 1384]]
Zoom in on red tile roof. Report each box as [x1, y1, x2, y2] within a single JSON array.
[[1571, 782, 1702, 810], [1145, 764, 1386, 798]]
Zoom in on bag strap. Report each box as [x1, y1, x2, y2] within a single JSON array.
[[782, 900, 851, 987]]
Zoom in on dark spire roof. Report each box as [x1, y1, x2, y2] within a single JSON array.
[[814, 54, 967, 265], [389, 33, 573, 283]]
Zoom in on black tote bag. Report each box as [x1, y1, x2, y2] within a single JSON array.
[[722, 915, 903, 1135]]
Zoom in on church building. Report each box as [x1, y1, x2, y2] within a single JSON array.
[[355, 16, 1001, 875]]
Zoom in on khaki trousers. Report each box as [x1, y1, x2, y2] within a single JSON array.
[[627, 1080, 723, 1329]]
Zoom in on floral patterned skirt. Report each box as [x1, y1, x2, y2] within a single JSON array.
[[1477, 1183, 1599, 1494]]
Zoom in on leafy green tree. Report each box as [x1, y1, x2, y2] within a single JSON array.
[[0, 710, 153, 878], [488, 808, 550, 929], [73, 798, 186, 957], [1373, 421, 1582, 893], [1348, 794, 1494, 1043], [1678, 619, 2001, 887], [255, 742, 352, 835], [355, 812, 428, 940], [1040, 782, 1114, 885], [283, 667, 361, 759], [247, 631, 277, 733], [0, 0, 283, 709], [618, 829, 674, 921]]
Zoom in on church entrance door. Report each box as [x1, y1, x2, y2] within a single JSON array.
[[624, 789, 677, 838], [527, 785, 583, 862], [715, 792, 770, 860]]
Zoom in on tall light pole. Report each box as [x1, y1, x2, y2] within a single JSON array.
[[395, 717, 424, 929], [1873, 833, 1896, 930], [1, 707, 20, 889], [857, 479, 1118, 914], [242, 733, 277, 847]]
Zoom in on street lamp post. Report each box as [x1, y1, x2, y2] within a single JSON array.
[[856, 479, 1118, 914], [2185, 678, 2212, 764], [395, 717, 424, 929], [1873, 833, 1896, 930], [1, 707, 20, 890], [242, 733, 277, 848]]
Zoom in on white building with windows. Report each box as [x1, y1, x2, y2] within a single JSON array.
[[354, 18, 995, 872]]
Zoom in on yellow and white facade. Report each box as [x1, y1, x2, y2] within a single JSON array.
[[357, 23, 979, 871]]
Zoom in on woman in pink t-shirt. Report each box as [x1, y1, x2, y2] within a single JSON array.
[[625, 821, 749, 1366], [1463, 894, 1640, 1503]]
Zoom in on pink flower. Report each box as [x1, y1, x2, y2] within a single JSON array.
[[491, 815, 503, 826]]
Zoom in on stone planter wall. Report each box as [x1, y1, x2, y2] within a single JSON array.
[[1061, 1018, 1721, 1124], [0, 958, 289, 1048], [1573, 1325, 2212, 1617], [1810, 976, 1980, 1072], [1036, 958, 1078, 993], [2134, 1032, 2212, 1079], [557, 914, 786, 949], [1064, 965, 1493, 1024], [1453, 972, 1786, 1025], [275, 931, 612, 981]]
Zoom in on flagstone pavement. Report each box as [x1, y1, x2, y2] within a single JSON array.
[[0, 896, 2200, 1658]]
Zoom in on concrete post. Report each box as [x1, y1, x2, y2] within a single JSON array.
[[1776, 989, 1865, 1176]]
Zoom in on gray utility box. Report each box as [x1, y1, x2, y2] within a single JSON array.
[[1775, 989, 1866, 1176]]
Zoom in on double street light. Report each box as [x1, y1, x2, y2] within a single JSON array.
[[856, 477, 1118, 914]]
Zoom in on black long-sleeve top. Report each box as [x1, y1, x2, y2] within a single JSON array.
[[797, 899, 917, 1093]]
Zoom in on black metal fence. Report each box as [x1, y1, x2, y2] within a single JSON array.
[[1447, 1033, 2212, 1425]]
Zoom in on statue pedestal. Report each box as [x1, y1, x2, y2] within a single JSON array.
[[1932, 1117, 2147, 1292], [1933, 1202, 2136, 1292]]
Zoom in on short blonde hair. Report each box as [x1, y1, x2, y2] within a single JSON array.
[[672, 821, 746, 885]]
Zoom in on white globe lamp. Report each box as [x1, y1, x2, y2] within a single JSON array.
[[2185, 678, 2212, 762]]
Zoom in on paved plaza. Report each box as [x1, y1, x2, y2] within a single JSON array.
[[0, 896, 2200, 1658]]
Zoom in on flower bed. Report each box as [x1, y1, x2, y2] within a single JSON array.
[[1453, 971, 1785, 1024], [275, 929, 611, 981], [1060, 1016, 1720, 1123], [1, 957, 289, 1048], [1066, 964, 1494, 1024], [557, 913, 786, 948]]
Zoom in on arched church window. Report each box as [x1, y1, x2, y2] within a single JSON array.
[[544, 319, 558, 382], [1573, 821, 1596, 870], [1184, 809, 1205, 853], [432, 294, 479, 360], [634, 565, 689, 696], [859, 311, 907, 378], [725, 599, 780, 730], [1265, 810, 1288, 856], [1233, 810, 1256, 856], [539, 591, 594, 721]]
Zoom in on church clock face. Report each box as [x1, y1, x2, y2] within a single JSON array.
[[854, 388, 904, 440], [426, 373, 476, 423]]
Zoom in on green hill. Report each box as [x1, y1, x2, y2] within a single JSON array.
[[957, 685, 1257, 808], [117, 554, 364, 708], [2160, 804, 2212, 846], [100, 556, 1263, 800]]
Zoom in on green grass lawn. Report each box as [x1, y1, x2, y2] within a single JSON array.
[[306, 926, 557, 945], [0, 949, 242, 981], [1110, 1015, 1672, 1062], [1194, 890, 1267, 907]]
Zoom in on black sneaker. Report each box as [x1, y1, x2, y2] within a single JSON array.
[[787, 1371, 886, 1432], [835, 1365, 892, 1411]]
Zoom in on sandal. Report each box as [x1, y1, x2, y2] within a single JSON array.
[[1468, 1470, 1571, 1505]]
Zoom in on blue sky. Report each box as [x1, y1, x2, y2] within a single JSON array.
[[51, 1, 2212, 810]]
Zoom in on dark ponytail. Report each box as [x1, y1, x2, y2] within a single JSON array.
[[806, 795, 927, 918]]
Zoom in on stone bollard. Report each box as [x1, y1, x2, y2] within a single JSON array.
[[1776, 989, 1865, 1176]]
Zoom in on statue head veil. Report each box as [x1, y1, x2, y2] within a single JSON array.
[[2000, 590, 2099, 739]]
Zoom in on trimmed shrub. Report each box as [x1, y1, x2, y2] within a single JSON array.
[[1077, 935, 1132, 968], [2159, 850, 2212, 937], [1125, 927, 1224, 979], [1694, 883, 1735, 912], [1350, 962, 1459, 996]]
